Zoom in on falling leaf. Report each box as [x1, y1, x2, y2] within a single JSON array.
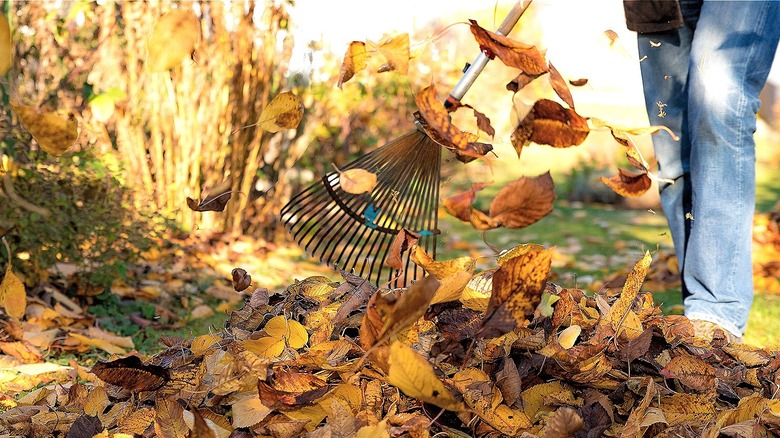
[[558, 325, 581, 349], [511, 99, 589, 153], [87, 88, 126, 123], [12, 103, 79, 155], [91, 356, 170, 392], [147, 9, 199, 72], [373, 33, 409, 74], [548, 62, 575, 109], [0, 261, 25, 320], [338, 41, 368, 88], [231, 268, 251, 292], [338, 168, 377, 195], [489, 171, 556, 229], [469, 20, 547, 75], [497, 243, 547, 265], [507, 71, 544, 92], [259, 91, 304, 133], [186, 177, 233, 212], [477, 246, 555, 339], [386, 341, 464, 412], [414, 85, 469, 150], [385, 229, 420, 270], [600, 168, 652, 198], [569, 78, 588, 86], [0, 13, 12, 76], [604, 29, 619, 47], [442, 183, 487, 223]]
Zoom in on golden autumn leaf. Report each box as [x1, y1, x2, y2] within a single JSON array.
[[660, 393, 716, 426], [558, 325, 581, 349], [154, 397, 188, 438], [477, 246, 555, 339], [373, 33, 409, 74], [489, 171, 556, 229], [12, 104, 78, 156], [497, 243, 546, 265], [452, 368, 532, 434], [231, 393, 272, 428], [146, 9, 199, 72], [374, 275, 440, 343], [461, 268, 495, 311], [242, 337, 285, 358], [387, 341, 464, 412], [605, 251, 651, 330], [338, 41, 368, 88], [511, 99, 589, 153], [430, 270, 472, 305], [0, 262, 25, 320], [548, 62, 575, 109], [263, 315, 308, 349], [660, 354, 716, 393], [258, 369, 329, 408], [410, 245, 475, 279], [186, 177, 233, 212], [259, 91, 304, 133], [600, 168, 652, 198], [468, 20, 547, 75], [0, 13, 11, 76], [338, 168, 377, 195]]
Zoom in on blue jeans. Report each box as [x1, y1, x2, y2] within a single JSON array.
[[637, 0, 780, 336]]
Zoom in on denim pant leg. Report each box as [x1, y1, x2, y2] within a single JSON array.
[[683, 1, 780, 336]]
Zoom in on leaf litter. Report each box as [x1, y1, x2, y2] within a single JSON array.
[[5, 242, 780, 437]]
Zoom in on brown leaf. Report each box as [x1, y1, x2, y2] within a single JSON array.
[[548, 62, 575, 109], [469, 20, 548, 75], [338, 168, 377, 195], [186, 177, 232, 212], [464, 105, 495, 137], [455, 141, 494, 163], [478, 246, 555, 339], [414, 85, 468, 150], [543, 407, 584, 438], [90, 356, 170, 392], [259, 91, 304, 133], [605, 251, 651, 334], [385, 229, 420, 270], [374, 275, 440, 343], [569, 78, 588, 86], [374, 33, 409, 74], [258, 369, 329, 409], [661, 354, 716, 393], [507, 71, 544, 92], [231, 268, 251, 292], [489, 171, 556, 229], [599, 168, 652, 198], [154, 397, 188, 438], [511, 99, 590, 153], [442, 183, 488, 223], [496, 358, 522, 407], [338, 41, 368, 88]]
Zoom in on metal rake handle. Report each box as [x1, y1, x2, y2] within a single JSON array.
[[446, 0, 533, 106]]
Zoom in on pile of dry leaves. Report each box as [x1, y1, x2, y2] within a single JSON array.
[[3, 243, 780, 437]]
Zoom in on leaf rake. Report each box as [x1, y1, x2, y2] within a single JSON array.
[[281, 1, 532, 286]]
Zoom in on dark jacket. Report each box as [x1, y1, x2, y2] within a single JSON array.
[[623, 0, 683, 33]]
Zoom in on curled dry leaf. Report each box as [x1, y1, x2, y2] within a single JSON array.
[[231, 268, 251, 292], [147, 9, 199, 72], [414, 85, 469, 150], [0, 13, 11, 76], [548, 62, 575, 109], [12, 104, 78, 156], [569, 78, 588, 86], [600, 168, 652, 198], [507, 71, 544, 92], [186, 177, 233, 212], [91, 356, 170, 392], [489, 171, 556, 229], [385, 229, 420, 270], [442, 182, 488, 223], [338, 168, 377, 195], [511, 99, 589, 154], [338, 41, 368, 88], [259, 91, 304, 133], [469, 20, 547, 75]]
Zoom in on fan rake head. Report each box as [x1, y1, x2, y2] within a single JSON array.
[[280, 127, 441, 286]]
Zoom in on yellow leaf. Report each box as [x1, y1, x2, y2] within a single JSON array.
[[263, 315, 309, 349], [84, 386, 110, 417], [558, 325, 581, 349], [0, 265, 25, 319], [411, 245, 475, 279], [338, 41, 368, 88], [259, 91, 304, 133], [374, 33, 409, 74], [606, 251, 651, 331], [387, 341, 464, 412], [147, 9, 199, 72], [0, 13, 11, 76], [452, 368, 532, 434], [69, 333, 127, 355], [231, 393, 271, 428], [242, 337, 285, 358], [430, 271, 472, 305], [338, 168, 377, 195], [12, 104, 78, 156], [191, 333, 222, 355], [497, 243, 546, 265], [355, 420, 390, 438], [460, 268, 495, 311], [520, 381, 566, 421]]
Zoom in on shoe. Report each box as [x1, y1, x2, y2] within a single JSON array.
[[689, 319, 742, 344]]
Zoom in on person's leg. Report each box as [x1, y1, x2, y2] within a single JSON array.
[[636, 0, 700, 289], [684, 0, 780, 337]]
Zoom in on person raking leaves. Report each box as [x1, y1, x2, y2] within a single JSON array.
[[623, 0, 780, 343]]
